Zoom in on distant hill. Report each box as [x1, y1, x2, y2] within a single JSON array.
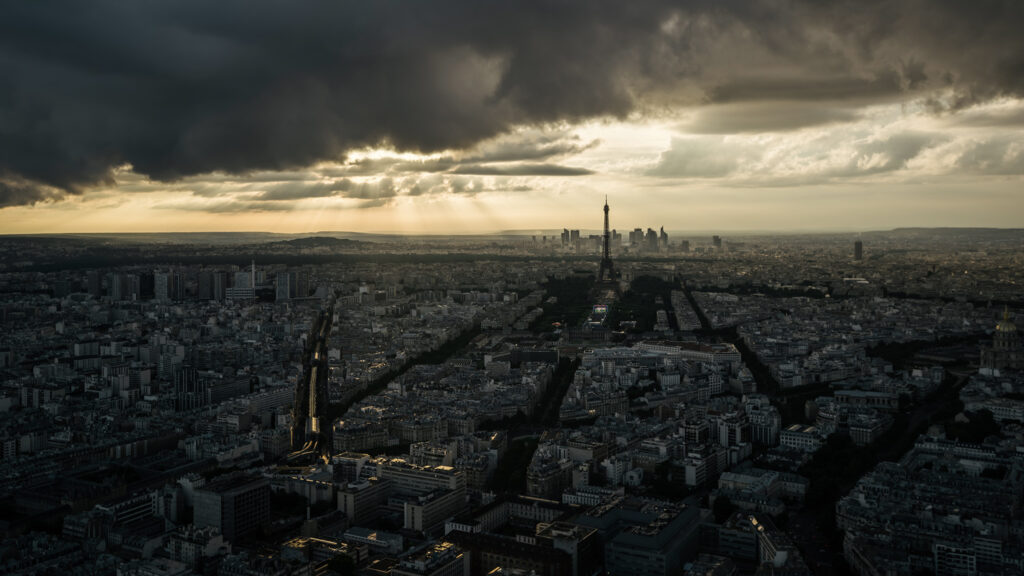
[[888, 227, 1024, 233], [267, 236, 371, 248], [880, 228, 1024, 239]]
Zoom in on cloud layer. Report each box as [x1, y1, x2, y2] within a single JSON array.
[[2, 1, 1024, 207]]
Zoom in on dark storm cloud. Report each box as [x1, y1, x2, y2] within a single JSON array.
[[460, 131, 601, 163], [2, 0, 1024, 205], [340, 178, 401, 201], [245, 172, 535, 205], [0, 176, 65, 207], [252, 182, 342, 201], [706, 74, 904, 104], [321, 130, 600, 177], [452, 164, 594, 176], [839, 132, 945, 175]]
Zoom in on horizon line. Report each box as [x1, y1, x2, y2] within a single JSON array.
[[3, 225, 1024, 238]]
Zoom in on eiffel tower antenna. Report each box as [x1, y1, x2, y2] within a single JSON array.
[[598, 196, 616, 284]]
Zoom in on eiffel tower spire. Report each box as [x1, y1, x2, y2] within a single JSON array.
[[598, 197, 615, 283]]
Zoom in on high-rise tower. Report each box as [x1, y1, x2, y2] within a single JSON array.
[[598, 196, 616, 283]]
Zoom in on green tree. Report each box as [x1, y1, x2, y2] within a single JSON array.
[[713, 494, 737, 523], [326, 554, 356, 576]]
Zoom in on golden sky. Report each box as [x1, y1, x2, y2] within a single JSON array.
[[4, 98, 1023, 234]]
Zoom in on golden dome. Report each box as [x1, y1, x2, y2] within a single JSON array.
[[996, 306, 1017, 333]]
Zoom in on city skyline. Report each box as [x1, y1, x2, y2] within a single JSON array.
[[1, 2, 1023, 233], [3, 4, 1024, 573]]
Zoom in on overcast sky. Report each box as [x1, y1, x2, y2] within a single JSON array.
[[2, 1, 1023, 234]]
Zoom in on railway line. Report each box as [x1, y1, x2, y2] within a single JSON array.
[[286, 298, 335, 462]]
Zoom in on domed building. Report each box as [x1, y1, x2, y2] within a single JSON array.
[[981, 307, 1023, 372]]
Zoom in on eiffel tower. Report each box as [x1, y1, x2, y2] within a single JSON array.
[[597, 196, 616, 283]]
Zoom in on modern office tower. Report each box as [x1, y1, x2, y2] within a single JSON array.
[[138, 272, 154, 299], [569, 229, 581, 253], [212, 271, 227, 301], [228, 269, 255, 301], [645, 228, 658, 252], [712, 235, 722, 249], [681, 240, 690, 253], [277, 270, 302, 301], [628, 228, 642, 247], [276, 271, 294, 302], [155, 270, 184, 301], [108, 273, 122, 301], [659, 226, 668, 250], [104, 274, 121, 302], [115, 273, 136, 301], [193, 474, 271, 544], [121, 273, 134, 301], [154, 272, 170, 301], [172, 271, 186, 301], [124, 273, 141, 301], [295, 270, 309, 299], [106, 273, 126, 301], [197, 271, 213, 300], [233, 271, 251, 289], [86, 270, 103, 298], [561, 228, 570, 246], [854, 239, 863, 260]]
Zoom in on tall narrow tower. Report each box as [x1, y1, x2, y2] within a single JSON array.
[[598, 196, 616, 282], [251, 259, 257, 303]]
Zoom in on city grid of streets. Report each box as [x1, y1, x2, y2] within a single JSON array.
[[0, 210, 1023, 576]]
